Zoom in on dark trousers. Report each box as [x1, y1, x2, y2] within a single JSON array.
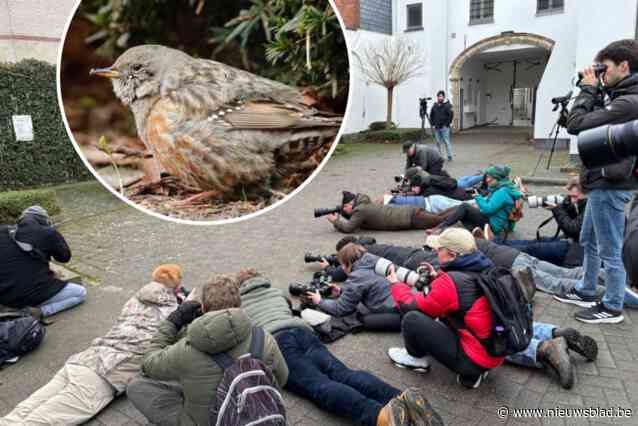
[[127, 378, 183, 426], [440, 204, 489, 231], [275, 327, 400, 426], [402, 311, 486, 382], [495, 238, 571, 266]]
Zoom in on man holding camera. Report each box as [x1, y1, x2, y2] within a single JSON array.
[[556, 39, 638, 323], [430, 90, 454, 161], [404, 142, 447, 177]]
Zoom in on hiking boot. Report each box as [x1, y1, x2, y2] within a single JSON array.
[[553, 288, 599, 308], [377, 396, 410, 426], [456, 371, 489, 389], [574, 303, 624, 324], [553, 327, 598, 361], [388, 347, 430, 373], [398, 388, 444, 426], [537, 338, 575, 389], [472, 227, 485, 239], [512, 267, 536, 304]]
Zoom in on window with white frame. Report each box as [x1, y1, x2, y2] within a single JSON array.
[[406, 3, 423, 30], [470, 0, 494, 25], [537, 0, 564, 14]]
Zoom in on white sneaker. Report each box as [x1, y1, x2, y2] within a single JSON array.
[[387, 347, 430, 373], [5, 356, 19, 364]]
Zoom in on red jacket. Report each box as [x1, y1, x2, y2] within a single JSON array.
[[391, 271, 505, 369]]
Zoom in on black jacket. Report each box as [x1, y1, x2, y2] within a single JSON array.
[[623, 196, 638, 286], [0, 218, 71, 308], [430, 101, 454, 128], [475, 239, 519, 269], [551, 198, 586, 241], [405, 145, 445, 176], [567, 74, 638, 191]]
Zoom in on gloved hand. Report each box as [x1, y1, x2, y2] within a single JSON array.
[[167, 301, 203, 329]]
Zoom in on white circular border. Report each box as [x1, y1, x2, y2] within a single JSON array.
[[56, 0, 354, 226]]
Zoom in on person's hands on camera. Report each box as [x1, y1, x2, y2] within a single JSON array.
[[167, 301, 203, 330], [419, 262, 438, 279], [305, 290, 322, 305], [543, 202, 559, 210], [328, 283, 341, 297], [326, 213, 338, 223], [580, 66, 599, 87], [318, 258, 330, 269], [386, 264, 400, 284]]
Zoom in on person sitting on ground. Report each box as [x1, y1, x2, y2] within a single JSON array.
[[0, 206, 86, 317], [0, 264, 184, 426], [239, 272, 443, 426], [404, 142, 448, 177], [386, 228, 598, 390], [127, 272, 288, 426], [429, 165, 522, 237], [327, 191, 453, 233], [307, 243, 398, 317], [491, 176, 586, 267]]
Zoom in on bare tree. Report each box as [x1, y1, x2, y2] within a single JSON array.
[[353, 38, 426, 128]]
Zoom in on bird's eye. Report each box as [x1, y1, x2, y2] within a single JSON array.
[[132, 64, 143, 72]]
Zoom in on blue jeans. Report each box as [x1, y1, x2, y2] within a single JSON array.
[[390, 194, 463, 213], [433, 127, 453, 159], [576, 189, 632, 311], [457, 174, 483, 189], [496, 238, 570, 266], [38, 283, 86, 317], [275, 327, 400, 426], [506, 322, 555, 368]]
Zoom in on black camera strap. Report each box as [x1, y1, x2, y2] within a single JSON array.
[[535, 216, 561, 241]]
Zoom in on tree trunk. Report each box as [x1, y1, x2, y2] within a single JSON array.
[[386, 86, 394, 129]]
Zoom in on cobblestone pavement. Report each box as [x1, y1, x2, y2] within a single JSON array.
[[2, 130, 637, 425]]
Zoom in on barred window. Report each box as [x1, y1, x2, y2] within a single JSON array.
[[470, 0, 494, 24], [406, 4, 423, 30], [537, 0, 564, 13]]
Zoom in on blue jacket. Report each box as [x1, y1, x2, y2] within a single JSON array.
[[475, 183, 521, 234]]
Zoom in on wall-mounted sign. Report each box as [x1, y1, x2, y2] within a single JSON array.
[[12, 115, 34, 141]]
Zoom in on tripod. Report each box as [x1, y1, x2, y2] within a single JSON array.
[[532, 101, 569, 175], [419, 97, 441, 154]]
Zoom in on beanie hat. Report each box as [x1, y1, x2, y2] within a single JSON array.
[[19, 205, 50, 225], [437, 90, 445, 97], [153, 264, 182, 288], [342, 191, 356, 206], [485, 164, 512, 181]]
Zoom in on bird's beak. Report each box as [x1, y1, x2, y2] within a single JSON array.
[[89, 67, 121, 79]]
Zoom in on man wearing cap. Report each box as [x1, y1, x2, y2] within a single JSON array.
[[0, 206, 86, 317], [404, 142, 447, 177], [429, 90, 454, 161], [326, 192, 453, 233], [386, 228, 599, 390]]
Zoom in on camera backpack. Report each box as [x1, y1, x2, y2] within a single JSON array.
[[508, 197, 525, 223], [472, 267, 533, 357], [208, 326, 286, 426], [0, 308, 46, 367]]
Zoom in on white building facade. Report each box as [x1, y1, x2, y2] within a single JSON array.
[[341, 0, 638, 153]]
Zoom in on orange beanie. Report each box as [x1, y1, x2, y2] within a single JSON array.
[[152, 264, 182, 288]]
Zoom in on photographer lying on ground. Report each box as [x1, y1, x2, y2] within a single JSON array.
[[386, 228, 598, 390], [427, 165, 523, 238], [404, 142, 448, 177], [490, 176, 586, 267], [240, 273, 443, 426], [0, 206, 86, 317], [127, 271, 288, 426], [1, 265, 184, 426], [556, 39, 638, 323], [326, 191, 454, 233]]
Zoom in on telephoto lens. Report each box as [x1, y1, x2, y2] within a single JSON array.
[[373, 257, 419, 286], [578, 119, 638, 168], [526, 195, 565, 208], [313, 206, 341, 218]]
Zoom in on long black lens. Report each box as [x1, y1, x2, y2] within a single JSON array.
[[577, 119, 638, 168], [314, 206, 341, 218]]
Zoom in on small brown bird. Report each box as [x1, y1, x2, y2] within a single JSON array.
[[90, 44, 342, 203]]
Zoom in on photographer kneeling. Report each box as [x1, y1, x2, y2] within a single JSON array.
[[306, 243, 397, 317], [404, 142, 448, 177]]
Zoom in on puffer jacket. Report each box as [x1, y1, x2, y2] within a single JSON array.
[[405, 144, 445, 176], [475, 183, 522, 234], [318, 253, 395, 317], [66, 281, 179, 394], [429, 100, 454, 128], [240, 276, 312, 334], [142, 308, 288, 426], [567, 74, 638, 191], [332, 194, 418, 233]]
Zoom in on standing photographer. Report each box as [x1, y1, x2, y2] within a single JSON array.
[[430, 90, 454, 161], [556, 39, 638, 323]]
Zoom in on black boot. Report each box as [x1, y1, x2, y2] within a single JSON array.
[[537, 337, 575, 389], [553, 327, 598, 361]]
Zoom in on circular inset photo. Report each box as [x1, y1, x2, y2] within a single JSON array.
[[58, 0, 348, 223]]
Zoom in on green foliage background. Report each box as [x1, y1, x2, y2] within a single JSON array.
[[0, 188, 61, 223], [0, 60, 91, 190]]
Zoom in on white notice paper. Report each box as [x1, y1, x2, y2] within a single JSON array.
[[12, 115, 34, 141]]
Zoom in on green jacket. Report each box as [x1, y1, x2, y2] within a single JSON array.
[[240, 276, 312, 334], [141, 308, 289, 426], [475, 183, 521, 234], [333, 194, 416, 233]]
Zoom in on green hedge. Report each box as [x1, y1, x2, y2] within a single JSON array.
[[341, 128, 424, 144], [0, 60, 91, 190], [0, 189, 60, 224]]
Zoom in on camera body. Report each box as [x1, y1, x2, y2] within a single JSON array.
[[304, 253, 339, 266], [576, 63, 608, 86], [289, 271, 333, 298], [314, 206, 342, 218], [527, 194, 565, 209], [373, 257, 434, 291]]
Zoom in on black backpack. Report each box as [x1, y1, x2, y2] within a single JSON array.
[[208, 327, 286, 426], [0, 309, 46, 366], [473, 267, 533, 357]]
